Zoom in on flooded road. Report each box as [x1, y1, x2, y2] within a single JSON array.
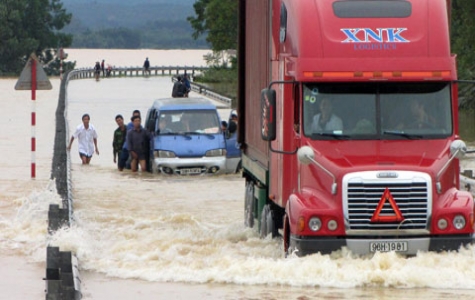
[[62, 77, 475, 299], [1, 48, 475, 299]]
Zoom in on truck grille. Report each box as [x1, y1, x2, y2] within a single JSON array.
[[344, 172, 430, 231]]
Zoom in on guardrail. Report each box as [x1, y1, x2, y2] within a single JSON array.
[[67, 65, 207, 80], [170, 76, 232, 107], [66, 66, 233, 108], [46, 71, 82, 299]]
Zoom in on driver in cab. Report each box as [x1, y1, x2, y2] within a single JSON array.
[[311, 98, 343, 132]]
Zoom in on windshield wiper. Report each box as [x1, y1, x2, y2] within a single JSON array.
[[311, 132, 350, 140], [383, 130, 423, 139], [178, 132, 196, 140]]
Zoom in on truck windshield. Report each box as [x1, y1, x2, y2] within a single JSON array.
[[302, 82, 452, 140], [157, 110, 221, 135]]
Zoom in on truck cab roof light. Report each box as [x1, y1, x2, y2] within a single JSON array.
[[303, 71, 450, 79]]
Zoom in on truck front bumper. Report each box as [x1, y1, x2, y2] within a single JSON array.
[[153, 156, 227, 175], [289, 234, 474, 256]]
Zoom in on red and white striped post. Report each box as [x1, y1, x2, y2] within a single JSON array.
[[31, 59, 37, 179], [15, 53, 52, 179]]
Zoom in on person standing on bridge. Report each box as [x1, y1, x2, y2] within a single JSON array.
[[143, 57, 150, 76], [172, 76, 187, 98], [94, 61, 101, 81], [67, 113, 100, 164], [101, 59, 105, 77], [182, 73, 191, 97]]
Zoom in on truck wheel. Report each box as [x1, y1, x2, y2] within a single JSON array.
[[260, 204, 269, 238], [244, 181, 255, 228], [266, 208, 277, 238], [283, 215, 290, 256]]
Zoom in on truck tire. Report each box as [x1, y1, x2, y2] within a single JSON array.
[[244, 181, 255, 228], [267, 208, 277, 238], [283, 215, 291, 257], [260, 204, 269, 238]]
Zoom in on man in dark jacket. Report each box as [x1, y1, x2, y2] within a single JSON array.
[[112, 114, 127, 170], [171, 76, 187, 97], [127, 115, 151, 172]]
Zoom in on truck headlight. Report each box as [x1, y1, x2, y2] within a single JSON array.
[[155, 150, 176, 158], [308, 217, 322, 232], [453, 215, 466, 230], [205, 149, 226, 157]]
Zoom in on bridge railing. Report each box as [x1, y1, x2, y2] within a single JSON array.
[[67, 66, 233, 107], [67, 65, 207, 80], [170, 76, 232, 107]]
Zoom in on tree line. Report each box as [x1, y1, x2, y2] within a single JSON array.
[[1, 0, 474, 107]]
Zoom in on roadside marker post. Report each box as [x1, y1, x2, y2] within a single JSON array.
[[15, 53, 52, 179]]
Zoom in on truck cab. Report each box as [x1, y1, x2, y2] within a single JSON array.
[[145, 98, 240, 175], [238, 0, 475, 256]]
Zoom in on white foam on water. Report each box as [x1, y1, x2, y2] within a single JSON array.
[[0, 180, 61, 261]]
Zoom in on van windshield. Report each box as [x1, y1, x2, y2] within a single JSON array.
[[157, 110, 221, 134], [302, 82, 452, 140]]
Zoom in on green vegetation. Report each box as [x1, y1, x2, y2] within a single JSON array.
[[62, 1, 207, 49], [1, 0, 475, 109], [188, 0, 238, 100], [188, 0, 475, 108], [188, 0, 238, 51], [0, 0, 73, 75], [451, 0, 475, 109]]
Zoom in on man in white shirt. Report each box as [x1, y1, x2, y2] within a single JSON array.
[[67, 113, 100, 164], [311, 98, 343, 132]]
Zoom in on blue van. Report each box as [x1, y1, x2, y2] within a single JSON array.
[[145, 98, 241, 175]]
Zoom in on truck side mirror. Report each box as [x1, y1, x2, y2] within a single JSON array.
[[261, 88, 276, 141], [450, 140, 467, 159]]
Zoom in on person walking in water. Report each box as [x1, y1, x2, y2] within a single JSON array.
[[112, 114, 127, 170], [67, 113, 100, 164], [127, 115, 151, 172], [118, 110, 141, 170]]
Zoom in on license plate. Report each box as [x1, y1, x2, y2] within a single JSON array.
[[370, 241, 408, 253], [180, 168, 202, 175]]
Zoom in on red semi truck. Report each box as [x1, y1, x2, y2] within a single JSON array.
[[237, 0, 475, 256]]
